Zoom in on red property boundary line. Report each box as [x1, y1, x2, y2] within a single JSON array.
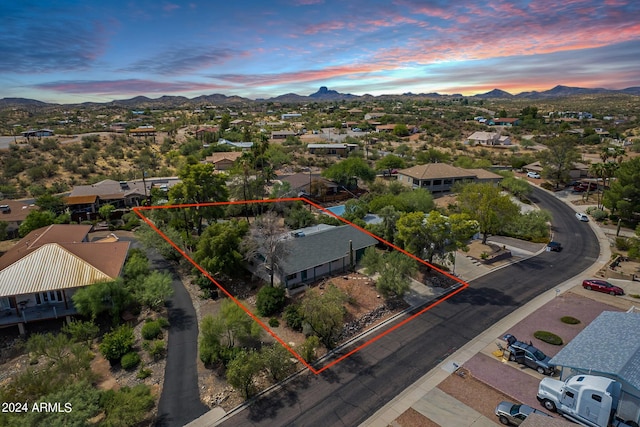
[[133, 198, 469, 374]]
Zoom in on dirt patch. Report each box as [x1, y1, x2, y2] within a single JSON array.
[[329, 273, 383, 319], [437, 369, 512, 423], [396, 407, 440, 427]]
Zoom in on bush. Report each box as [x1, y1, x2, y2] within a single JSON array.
[[141, 320, 162, 340], [99, 325, 135, 363], [540, 182, 555, 191], [561, 316, 581, 324], [534, 331, 563, 345], [616, 237, 631, 251], [268, 317, 280, 328], [147, 340, 165, 360], [121, 352, 141, 370], [136, 366, 152, 379], [256, 286, 287, 317], [590, 208, 607, 221], [284, 304, 303, 331]]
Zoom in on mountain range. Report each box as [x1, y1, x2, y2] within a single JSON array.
[[1, 85, 639, 109]]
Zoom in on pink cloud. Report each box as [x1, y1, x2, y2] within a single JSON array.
[[213, 63, 398, 87]]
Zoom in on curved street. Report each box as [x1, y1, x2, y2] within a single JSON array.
[[211, 186, 599, 427]]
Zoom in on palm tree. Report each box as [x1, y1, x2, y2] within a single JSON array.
[[588, 163, 605, 208]]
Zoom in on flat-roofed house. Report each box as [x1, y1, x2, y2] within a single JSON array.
[[308, 143, 358, 157], [0, 224, 130, 334]]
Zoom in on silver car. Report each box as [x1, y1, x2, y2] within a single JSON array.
[[495, 401, 550, 425]]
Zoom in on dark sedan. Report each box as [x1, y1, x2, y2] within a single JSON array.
[[495, 401, 551, 425], [582, 279, 624, 296]]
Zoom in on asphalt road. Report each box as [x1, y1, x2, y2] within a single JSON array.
[[122, 238, 209, 427], [217, 186, 599, 427]]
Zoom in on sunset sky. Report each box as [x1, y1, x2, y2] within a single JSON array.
[[2, 0, 639, 103]]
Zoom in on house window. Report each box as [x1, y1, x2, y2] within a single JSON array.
[[444, 179, 452, 185], [421, 180, 431, 187], [433, 179, 442, 185], [301, 270, 308, 281], [286, 273, 297, 280], [35, 294, 41, 305], [591, 394, 602, 402], [412, 179, 419, 186]]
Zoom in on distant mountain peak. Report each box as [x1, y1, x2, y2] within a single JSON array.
[[474, 89, 514, 98]]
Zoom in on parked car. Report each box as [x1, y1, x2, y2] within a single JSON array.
[[526, 171, 541, 179], [575, 212, 589, 222], [582, 279, 624, 296], [503, 334, 556, 375], [547, 241, 562, 252], [495, 401, 551, 426], [573, 182, 598, 192]]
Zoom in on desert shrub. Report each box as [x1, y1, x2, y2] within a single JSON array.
[[560, 316, 581, 324], [284, 304, 303, 331], [615, 237, 631, 251], [590, 208, 607, 221], [147, 340, 165, 360], [299, 335, 320, 362], [268, 317, 280, 328], [136, 366, 152, 379], [99, 325, 134, 363], [141, 320, 162, 340], [540, 182, 555, 191], [256, 286, 286, 317], [534, 331, 563, 345], [121, 352, 141, 370]]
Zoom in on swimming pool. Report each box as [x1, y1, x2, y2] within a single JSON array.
[[325, 205, 346, 216]]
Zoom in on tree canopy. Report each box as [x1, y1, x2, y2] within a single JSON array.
[[322, 157, 376, 188], [603, 157, 640, 220], [538, 136, 581, 188], [457, 183, 519, 244]]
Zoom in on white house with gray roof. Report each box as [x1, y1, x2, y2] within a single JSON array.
[[549, 311, 640, 423], [254, 224, 378, 289]]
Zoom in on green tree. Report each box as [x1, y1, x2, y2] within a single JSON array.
[[396, 211, 477, 264], [260, 344, 295, 382], [226, 350, 262, 398], [322, 157, 376, 188], [99, 203, 116, 222], [18, 210, 56, 237], [299, 335, 320, 362], [376, 154, 405, 175], [393, 123, 410, 137], [375, 251, 417, 298], [193, 219, 249, 277], [255, 286, 287, 317], [538, 136, 581, 188], [360, 246, 383, 275], [35, 194, 66, 214], [603, 157, 640, 220], [62, 320, 99, 346], [99, 325, 135, 364], [457, 183, 519, 244], [137, 271, 174, 310], [72, 279, 131, 322], [500, 177, 532, 200], [300, 284, 347, 349], [168, 162, 229, 235]]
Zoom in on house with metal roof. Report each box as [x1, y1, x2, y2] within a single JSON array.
[[307, 143, 358, 157], [252, 224, 378, 289], [549, 311, 640, 421], [0, 224, 130, 334]]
